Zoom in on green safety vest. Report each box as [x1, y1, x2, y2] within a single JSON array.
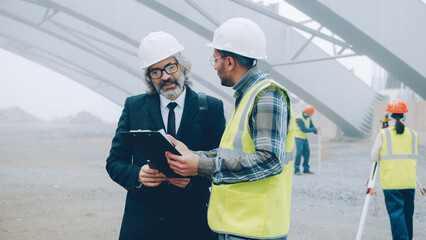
[[379, 126, 417, 189], [208, 79, 295, 239], [294, 113, 311, 139]]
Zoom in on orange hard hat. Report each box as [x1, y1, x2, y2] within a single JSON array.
[[304, 105, 314, 115], [386, 99, 408, 114]]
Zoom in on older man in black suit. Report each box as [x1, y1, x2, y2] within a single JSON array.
[[106, 31, 226, 240]]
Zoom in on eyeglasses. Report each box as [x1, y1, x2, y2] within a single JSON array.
[[209, 55, 229, 66], [149, 62, 179, 79]]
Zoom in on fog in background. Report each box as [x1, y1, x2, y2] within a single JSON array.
[[1, 1, 426, 239], [0, 0, 375, 125], [0, 45, 372, 124], [0, 49, 122, 124]]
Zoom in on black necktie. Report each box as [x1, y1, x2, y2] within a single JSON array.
[[167, 102, 178, 137]]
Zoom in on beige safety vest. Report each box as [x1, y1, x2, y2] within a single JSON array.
[[379, 126, 417, 189], [208, 79, 295, 239], [294, 113, 311, 139]]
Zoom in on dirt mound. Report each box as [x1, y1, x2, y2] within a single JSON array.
[[54, 111, 104, 124], [0, 106, 41, 123]]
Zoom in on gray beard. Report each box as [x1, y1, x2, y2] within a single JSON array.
[[155, 74, 185, 99]]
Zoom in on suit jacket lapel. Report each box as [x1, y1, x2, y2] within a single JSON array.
[[177, 88, 197, 139], [147, 94, 165, 131]]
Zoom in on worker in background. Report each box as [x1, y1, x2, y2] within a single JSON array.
[[165, 17, 296, 240], [370, 99, 418, 240], [106, 31, 226, 240], [294, 105, 318, 175]]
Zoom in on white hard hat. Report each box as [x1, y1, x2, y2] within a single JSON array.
[[138, 31, 184, 69], [206, 18, 267, 59]]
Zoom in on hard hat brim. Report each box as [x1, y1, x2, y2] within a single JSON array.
[[205, 42, 267, 59]]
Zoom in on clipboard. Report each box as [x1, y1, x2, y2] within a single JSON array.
[[120, 129, 183, 178]]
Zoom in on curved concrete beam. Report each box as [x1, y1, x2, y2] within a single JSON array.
[[0, 0, 386, 137], [287, 0, 426, 99]]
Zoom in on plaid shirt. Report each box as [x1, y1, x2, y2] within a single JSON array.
[[197, 66, 289, 184]]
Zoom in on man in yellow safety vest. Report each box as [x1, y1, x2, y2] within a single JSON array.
[[294, 105, 318, 175], [370, 99, 418, 240], [166, 17, 296, 240]]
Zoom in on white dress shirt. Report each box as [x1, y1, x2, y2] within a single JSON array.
[[159, 87, 186, 134]]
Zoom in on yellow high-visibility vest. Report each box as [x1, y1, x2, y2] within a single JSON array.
[[208, 79, 295, 239], [379, 126, 417, 189], [294, 113, 311, 139]]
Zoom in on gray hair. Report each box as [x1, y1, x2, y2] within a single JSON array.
[[143, 52, 193, 95]]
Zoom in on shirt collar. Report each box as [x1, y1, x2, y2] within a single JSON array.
[[159, 86, 186, 110], [232, 66, 270, 99]]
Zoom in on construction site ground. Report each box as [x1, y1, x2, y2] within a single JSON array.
[[0, 122, 425, 240]]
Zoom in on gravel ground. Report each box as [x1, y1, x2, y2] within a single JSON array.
[[0, 123, 425, 239], [289, 136, 426, 240]]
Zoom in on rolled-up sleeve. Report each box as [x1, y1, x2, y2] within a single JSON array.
[[211, 87, 288, 185]]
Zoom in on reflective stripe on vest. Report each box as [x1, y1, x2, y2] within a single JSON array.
[[294, 113, 310, 139], [379, 126, 417, 189], [208, 79, 295, 239]]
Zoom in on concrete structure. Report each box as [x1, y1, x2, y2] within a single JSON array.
[[287, 0, 426, 99]]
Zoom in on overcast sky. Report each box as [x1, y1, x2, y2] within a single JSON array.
[[0, 49, 123, 123]]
